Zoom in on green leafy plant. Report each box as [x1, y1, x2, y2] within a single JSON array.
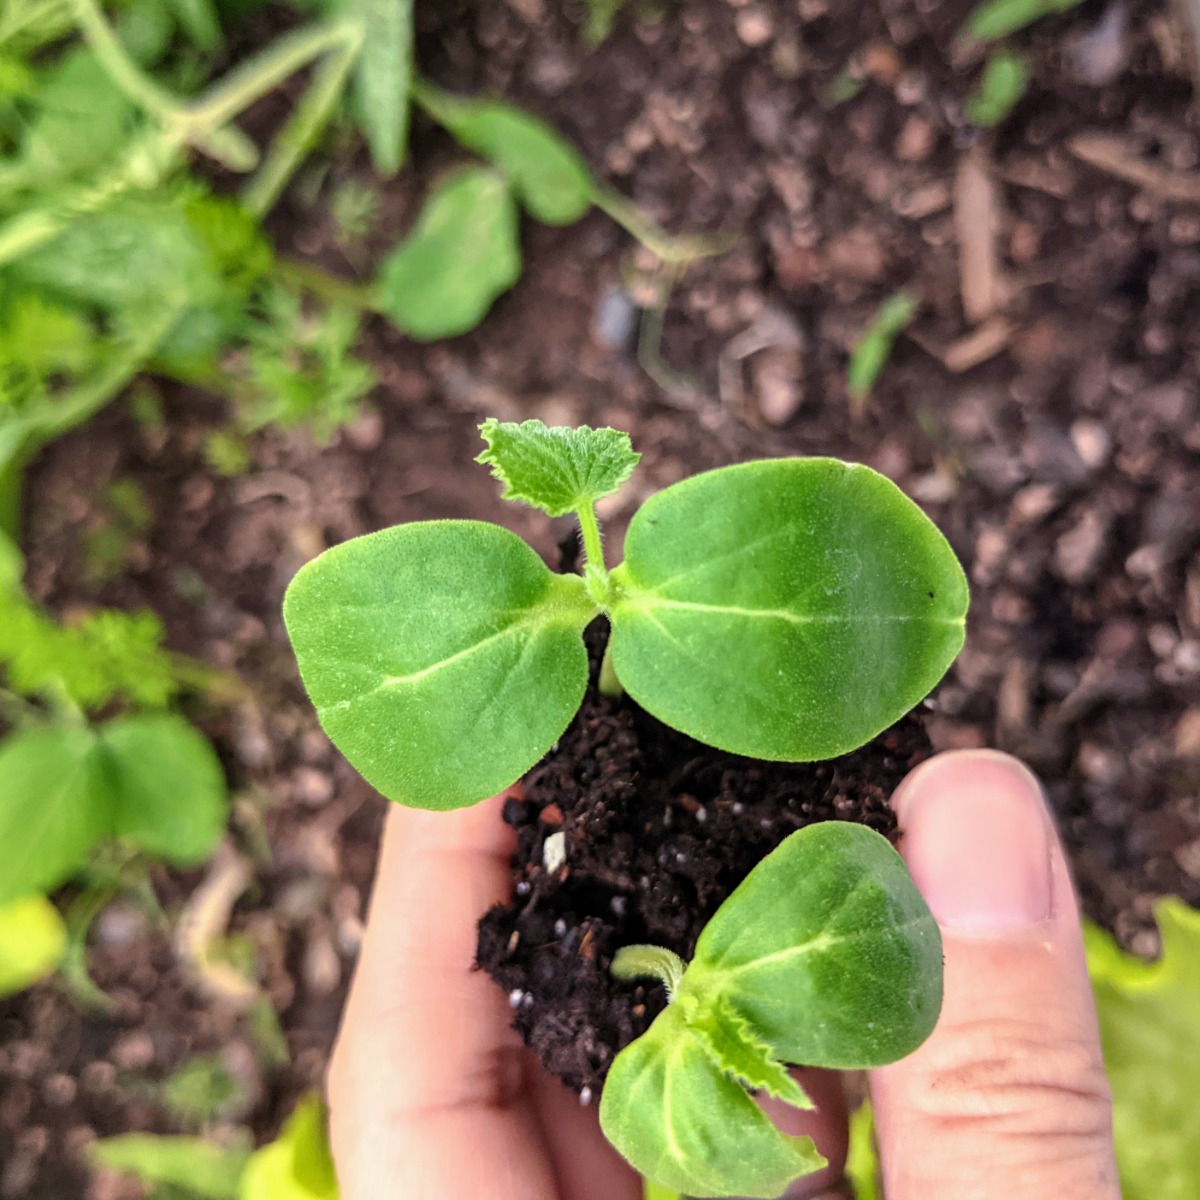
[[0, 892, 67, 997], [284, 419, 968, 811], [1085, 899, 1200, 1200], [963, 0, 1086, 41], [89, 1093, 336, 1200], [601, 822, 941, 1197], [847, 291, 918, 412]]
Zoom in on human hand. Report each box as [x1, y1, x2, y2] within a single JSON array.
[[328, 749, 1120, 1199]]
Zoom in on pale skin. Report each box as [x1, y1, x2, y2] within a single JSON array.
[[328, 749, 1121, 1200]]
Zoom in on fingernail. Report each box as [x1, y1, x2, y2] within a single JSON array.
[[892, 751, 1054, 934]]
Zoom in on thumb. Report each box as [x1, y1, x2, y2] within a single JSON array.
[[869, 750, 1119, 1200]]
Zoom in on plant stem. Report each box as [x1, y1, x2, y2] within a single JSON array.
[[577, 502, 606, 572], [591, 184, 736, 266], [70, 0, 181, 123], [598, 638, 623, 699], [242, 36, 359, 216], [274, 257, 377, 308], [183, 19, 357, 134]]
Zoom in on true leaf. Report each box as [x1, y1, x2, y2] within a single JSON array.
[[0, 894, 67, 997], [608, 458, 968, 762], [239, 1094, 338, 1200], [376, 168, 521, 340], [349, 0, 413, 175], [414, 83, 594, 225], [283, 520, 596, 809], [90, 1135, 250, 1200], [0, 724, 111, 905], [1085, 899, 1200, 1200], [964, 0, 1086, 41], [476, 418, 640, 518], [600, 1005, 824, 1200], [100, 713, 228, 865]]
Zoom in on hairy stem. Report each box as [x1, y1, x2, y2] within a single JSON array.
[[577, 502, 606, 572], [611, 944, 687, 999]]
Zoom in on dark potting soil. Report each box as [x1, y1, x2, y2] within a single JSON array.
[[476, 621, 929, 1096]]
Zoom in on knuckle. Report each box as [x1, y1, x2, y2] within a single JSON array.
[[910, 1015, 1113, 1141]]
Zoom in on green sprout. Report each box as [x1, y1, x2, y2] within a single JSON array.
[[966, 50, 1030, 127], [847, 290, 918, 413], [963, 0, 1087, 42], [283, 419, 968, 811], [602, 823, 942, 1198]]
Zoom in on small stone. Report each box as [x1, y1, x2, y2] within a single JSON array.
[[1054, 510, 1109, 584], [1069, 418, 1111, 469], [110, 1031, 155, 1072], [509, 989, 525, 1009], [895, 115, 935, 162], [539, 803, 564, 827], [735, 7, 774, 46], [554, 918, 568, 938], [579, 1086, 594, 1106], [294, 766, 334, 807]]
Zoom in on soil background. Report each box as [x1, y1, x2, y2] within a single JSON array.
[[4, 0, 1200, 1195]]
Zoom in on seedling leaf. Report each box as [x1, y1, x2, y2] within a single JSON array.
[[415, 82, 595, 225], [683, 823, 943, 1067], [0, 894, 67, 997], [239, 1094, 338, 1200], [476, 418, 640, 518], [964, 0, 1086, 41], [90, 1134, 250, 1200], [1085, 899, 1200, 1200], [350, 0, 413, 175], [608, 458, 968, 762], [602, 824, 941, 1197], [100, 713, 228, 865], [283, 521, 596, 809], [601, 1005, 825, 1199], [0, 725, 111, 905], [847, 290, 917, 406], [966, 51, 1030, 127], [376, 168, 521, 340]]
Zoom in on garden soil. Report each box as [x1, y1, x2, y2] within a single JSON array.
[[4, 0, 1200, 1194]]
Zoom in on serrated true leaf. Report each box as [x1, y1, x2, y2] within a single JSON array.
[[601, 1005, 825, 1200], [90, 1134, 249, 1200], [283, 521, 596, 809], [239, 1094, 338, 1200], [681, 823, 942, 1068], [100, 713, 228, 865], [0, 894, 66, 997], [686, 995, 812, 1109], [376, 168, 521, 340], [0, 725, 111, 905], [608, 458, 968, 762], [476, 418, 640, 517], [415, 83, 594, 225], [1085, 899, 1200, 1200], [350, 0, 413, 175]]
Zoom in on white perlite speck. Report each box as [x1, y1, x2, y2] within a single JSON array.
[[542, 831, 567, 874]]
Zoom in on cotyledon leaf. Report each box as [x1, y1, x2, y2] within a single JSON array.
[[414, 81, 595, 226], [282, 520, 597, 810], [600, 1005, 825, 1200], [681, 822, 943, 1069], [608, 457, 968, 762]]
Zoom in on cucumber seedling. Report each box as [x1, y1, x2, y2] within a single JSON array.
[[283, 418, 968, 811]]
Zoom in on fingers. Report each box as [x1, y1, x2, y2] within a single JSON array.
[[327, 797, 558, 1200], [869, 750, 1119, 1200]]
